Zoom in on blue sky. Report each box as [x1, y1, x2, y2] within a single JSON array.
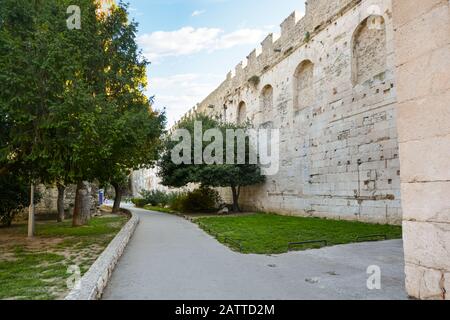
[[126, 0, 306, 126]]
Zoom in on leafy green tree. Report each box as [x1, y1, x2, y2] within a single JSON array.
[[95, 2, 166, 213], [1, 0, 165, 227], [0, 173, 41, 227], [158, 115, 265, 212], [0, 0, 66, 232]]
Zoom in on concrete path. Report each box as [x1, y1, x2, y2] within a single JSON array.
[[102, 206, 407, 300]]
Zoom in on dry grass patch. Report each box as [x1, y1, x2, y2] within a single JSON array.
[[0, 214, 128, 300]]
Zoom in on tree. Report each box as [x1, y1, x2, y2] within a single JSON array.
[[1, 0, 165, 228], [158, 115, 265, 212], [0, 0, 62, 234], [95, 2, 166, 213], [0, 173, 41, 227]]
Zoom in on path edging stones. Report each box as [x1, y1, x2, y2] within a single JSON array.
[[64, 209, 139, 300]]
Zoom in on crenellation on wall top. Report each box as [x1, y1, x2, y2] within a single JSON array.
[[235, 60, 246, 76], [187, 0, 361, 121], [280, 10, 302, 36], [261, 33, 275, 52]]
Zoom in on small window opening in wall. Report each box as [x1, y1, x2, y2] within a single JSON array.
[[388, 179, 393, 185]]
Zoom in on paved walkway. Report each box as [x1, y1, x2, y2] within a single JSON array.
[[102, 206, 407, 300]]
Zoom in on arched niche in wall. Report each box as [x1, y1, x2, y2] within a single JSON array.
[[352, 15, 387, 86], [293, 60, 314, 111], [260, 84, 273, 114], [237, 101, 247, 124]]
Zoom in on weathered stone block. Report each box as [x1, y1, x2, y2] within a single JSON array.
[[392, 0, 448, 27], [394, 3, 449, 65], [399, 134, 450, 183], [403, 221, 450, 271], [402, 181, 450, 223], [397, 90, 450, 143], [405, 263, 446, 300]]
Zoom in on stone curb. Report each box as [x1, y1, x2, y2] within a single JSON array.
[[64, 210, 140, 300]]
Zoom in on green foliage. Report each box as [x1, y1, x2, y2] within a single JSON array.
[[196, 213, 403, 254], [95, 3, 166, 190], [0, 0, 104, 183], [0, 0, 165, 224], [0, 215, 128, 300], [143, 205, 175, 214], [140, 189, 170, 206], [0, 174, 41, 226], [35, 216, 128, 237], [132, 189, 187, 210], [170, 187, 222, 213], [248, 75, 260, 87], [304, 31, 311, 42], [131, 198, 148, 208], [133, 187, 221, 213], [158, 115, 265, 211]]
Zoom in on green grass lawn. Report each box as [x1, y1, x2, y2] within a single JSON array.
[[196, 213, 402, 254], [0, 214, 128, 300]]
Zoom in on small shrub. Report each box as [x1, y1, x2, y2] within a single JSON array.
[[131, 198, 148, 208], [248, 75, 260, 87], [304, 31, 311, 43], [169, 193, 187, 213], [134, 188, 222, 213], [166, 191, 187, 210], [171, 187, 222, 213], [139, 190, 170, 206]]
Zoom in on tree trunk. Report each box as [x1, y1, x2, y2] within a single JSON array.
[[72, 181, 91, 227], [231, 186, 241, 212], [57, 183, 65, 223], [28, 183, 35, 238], [112, 183, 122, 214], [6, 213, 12, 227]]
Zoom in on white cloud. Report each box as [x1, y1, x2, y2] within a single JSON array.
[[138, 26, 267, 61], [149, 73, 223, 126], [191, 10, 206, 17], [216, 28, 267, 50]]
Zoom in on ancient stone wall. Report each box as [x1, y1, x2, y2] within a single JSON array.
[[33, 184, 98, 217], [392, 0, 450, 299], [130, 168, 170, 197], [177, 0, 402, 224]]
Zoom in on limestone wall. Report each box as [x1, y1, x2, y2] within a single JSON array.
[[33, 184, 98, 217], [130, 168, 170, 197], [178, 0, 402, 224], [392, 0, 450, 300]]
